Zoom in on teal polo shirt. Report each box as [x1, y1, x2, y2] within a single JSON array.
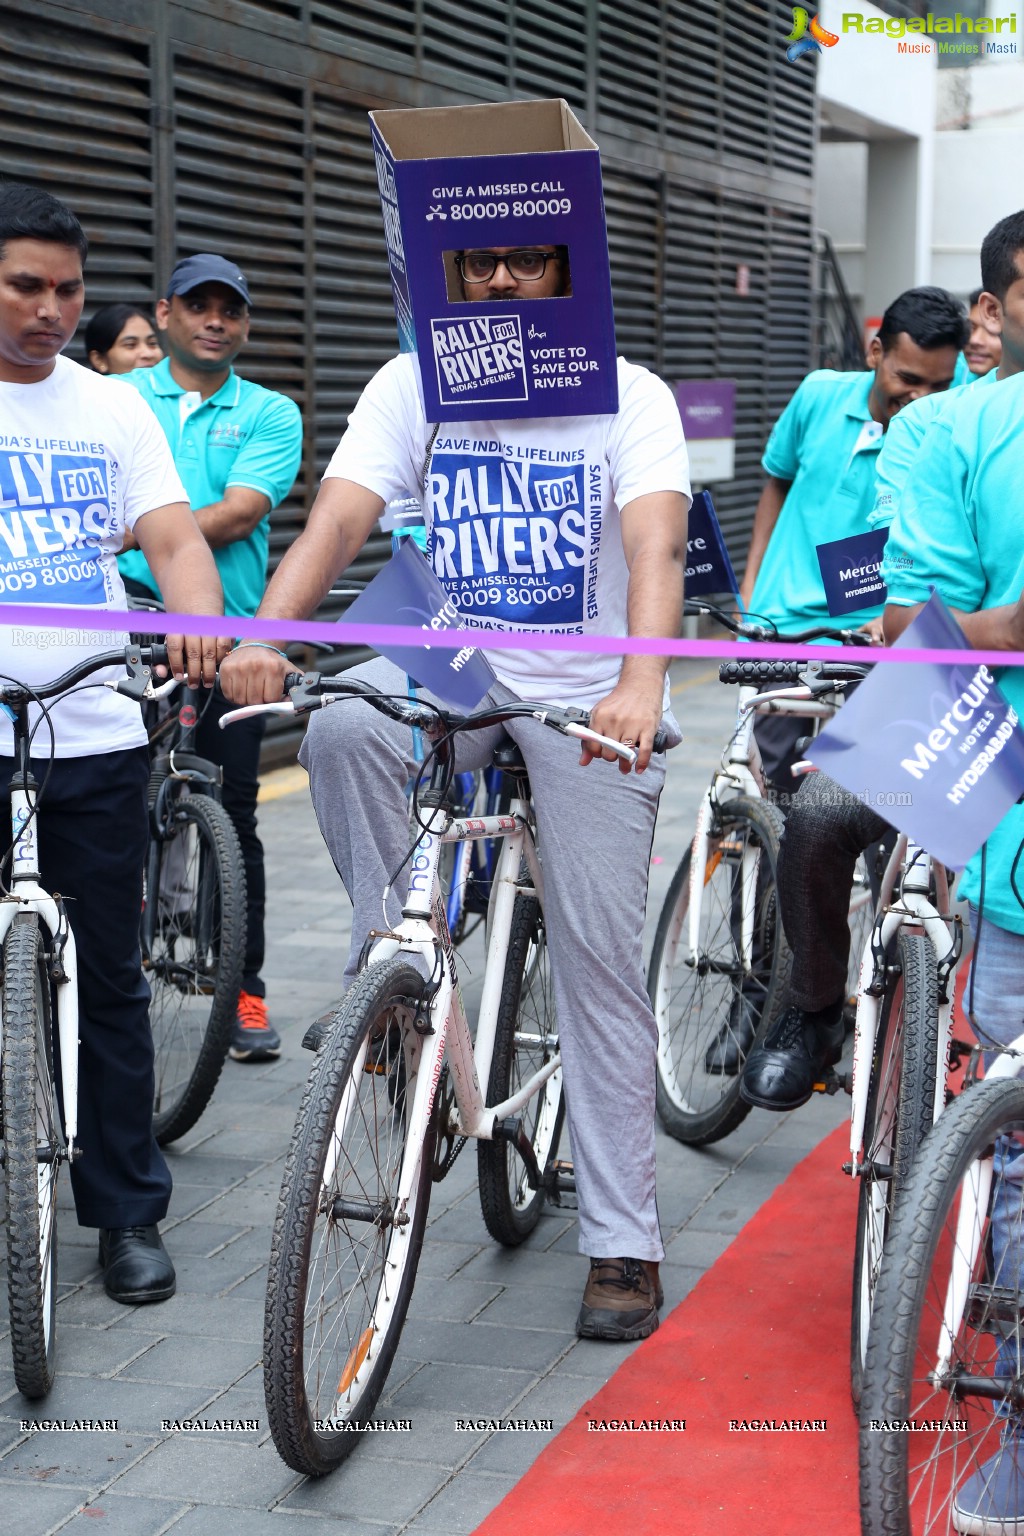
[[883, 369, 1024, 934], [750, 370, 885, 634], [118, 358, 303, 617], [870, 366, 999, 530]]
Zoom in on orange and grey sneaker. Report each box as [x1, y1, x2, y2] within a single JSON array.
[[576, 1257, 663, 1341], [229, 991, 281, 1062]]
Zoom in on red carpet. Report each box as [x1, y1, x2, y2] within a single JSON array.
[[474, 1123, 860, 1536]]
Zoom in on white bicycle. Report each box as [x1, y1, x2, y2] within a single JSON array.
[[221, 671, 663, 1475], [0, 642, 169, 1397]]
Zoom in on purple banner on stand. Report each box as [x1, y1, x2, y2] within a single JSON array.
[[685, 491, 739, 598], [674, 380, 736, 440], [343, 539, 496, 708], [807, 593, 1024, 869]]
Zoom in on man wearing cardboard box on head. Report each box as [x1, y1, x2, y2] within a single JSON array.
[[221, 100, 689, 1340]]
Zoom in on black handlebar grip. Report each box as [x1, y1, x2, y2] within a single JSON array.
[[146, 642, 169, 668], [652, 728, 670, 754], [283, 671, 305, 692], [718, 659, 805, 686]]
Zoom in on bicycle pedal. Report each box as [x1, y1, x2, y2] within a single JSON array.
[[302, 1010, 339, 1053], [543, 1159, 577, 1207], [813, 1069, 850, 1096]]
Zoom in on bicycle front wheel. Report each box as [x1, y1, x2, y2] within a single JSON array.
[[3, 912, 63, 1399], [851, 928, 939, 1408], [478, 893, 563, 1246], [648, 794, 790, 1145], [860, 1077, 1024, 1536], [144, 792, 245, 1145], [264, 959, 434, 1476]]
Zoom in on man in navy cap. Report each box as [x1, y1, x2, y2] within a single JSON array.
[[119, 254, 303, 1062]]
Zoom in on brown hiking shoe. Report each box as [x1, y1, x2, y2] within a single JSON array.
[[576, 1258, 662, 1341]]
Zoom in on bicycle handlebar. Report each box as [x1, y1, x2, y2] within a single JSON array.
[[0, 643, 171, 704], [683, 598, 875, 648], [222, 671, 670, 764], [718, 658, 872, 688]]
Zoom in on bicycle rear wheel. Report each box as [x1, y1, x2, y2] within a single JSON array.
[[264, 959, 434, 1475], [648, 794, 790, 1145], [850, 929, 939, 1408], [3, 912, 63, 1399], [478, 893, 563, 1245], [143, 792, 245, 1145], [860, 1077, 1024, 1536]]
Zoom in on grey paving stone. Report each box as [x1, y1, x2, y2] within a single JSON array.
[[0, 1376, 209, 1433], [159, 1153, 268, 1189], [470, 1282, 579, 1336], [406, 1469, 517, 1534], [144, 1219, 251, 1257], [405, 1278, 503, 1324], [411, 1240, 485, 1281], [277, 1453, 447, 1521], [107, 1436, 298, 1507], [0, 1428, 159, 1489], [119, 1335, 260, 1389], [153, 1251, 264, 1299], [385, 1364, 536, 1417], [0, 1480, 89, 1527], [47, 1326, 167, 1380], [347, 1409, 488, 1470], [123, 1294, 265, 1344], [663, 1226, 738, 1271], [396, 1319, 565, 1373], [52, 1494, 191, 1536], [168, 1508, 400, 1536]]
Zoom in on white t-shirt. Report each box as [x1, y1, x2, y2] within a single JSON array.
[[0, 356, 187, 757], [325, 354, 691, 708]]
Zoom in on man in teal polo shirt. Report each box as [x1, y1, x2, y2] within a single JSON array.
[[738, 286, 966, 798], [881, 362, 1024, 1534], [740, 221, 1024, 1110], [119, 253, 303, 1061]]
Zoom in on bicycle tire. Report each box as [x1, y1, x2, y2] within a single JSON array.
[[3, 912, 63, 1398], [859, 1077, 1024, 1536], [264, 959, 434, 1476], [478, 894, 564, 1245], [850, 929, 939, 1409], [648, 794, 791, 1146], [144, 792, 245, 1145]]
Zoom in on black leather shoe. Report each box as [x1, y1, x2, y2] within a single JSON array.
[[739, 1004, 846, 1111], [98, 1225, 176, 1304], [704, 993, 758, 1075]]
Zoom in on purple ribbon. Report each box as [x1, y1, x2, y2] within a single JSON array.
[[4, 602, 1024, 668]]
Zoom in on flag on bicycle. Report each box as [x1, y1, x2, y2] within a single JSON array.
[[684, 491, 740, 599], [806, 591, 1024, 869], [342, 537, 497, 708]]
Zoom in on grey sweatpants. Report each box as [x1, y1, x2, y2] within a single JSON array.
[[298, 658, 672, 1262]]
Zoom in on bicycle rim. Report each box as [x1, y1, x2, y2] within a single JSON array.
[[649, 794, 790, 1145], [860, 1078, 1024, 1536], [3, 912, 62, 1398], [145, 794, 245, 1144], [478, 894, 563, 1245], [264, 960, 433, 1475]]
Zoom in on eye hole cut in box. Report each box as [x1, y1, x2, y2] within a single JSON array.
[[444, 246, 573, 302]]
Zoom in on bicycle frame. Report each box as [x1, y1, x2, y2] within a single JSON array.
[[362, 789, 555, 1218]]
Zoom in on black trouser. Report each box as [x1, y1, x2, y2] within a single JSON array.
[[195, 686, 266, 997], [777, 772, 893, 1013], [0, 747, 172, 1228]]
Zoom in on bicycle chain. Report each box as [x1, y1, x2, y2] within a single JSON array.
[[432, 1064, 468, 1181]]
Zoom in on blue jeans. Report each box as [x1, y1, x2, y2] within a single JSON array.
[[968, 907, 1024, 1396]]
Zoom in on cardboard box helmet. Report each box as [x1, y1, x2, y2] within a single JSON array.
[[370, 99, 618, 422]]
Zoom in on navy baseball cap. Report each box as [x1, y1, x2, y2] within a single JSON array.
[[166, 254, 251, 307]]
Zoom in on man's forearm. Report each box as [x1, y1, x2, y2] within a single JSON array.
[[193, 499, 264, 549], [620, 539, 685, 689], [884, 599, 1024, 650], [158, 544, 224, 616], [256, 514, 357, 623]]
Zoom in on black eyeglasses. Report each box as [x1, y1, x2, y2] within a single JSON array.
[[455, 249, 560, 283]]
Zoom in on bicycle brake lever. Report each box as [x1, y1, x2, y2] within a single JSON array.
[[287, 672, 324, 715]]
